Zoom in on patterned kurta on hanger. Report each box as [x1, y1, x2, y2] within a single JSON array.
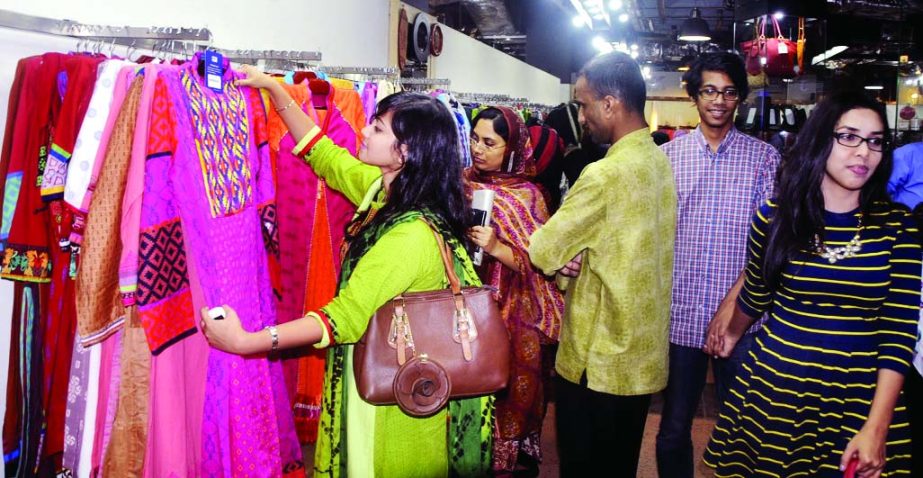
[[141, 55, 301, 477]]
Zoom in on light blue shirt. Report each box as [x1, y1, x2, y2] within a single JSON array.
[[888, 142, 923, 210], [887, 142, 923, 377]]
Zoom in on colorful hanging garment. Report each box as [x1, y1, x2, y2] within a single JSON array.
[[279, 85, 365, 442], [40, 56, 108, 473], [74, 68, 140, 346], [63, 60, 132, 250], [0, 52, 68, 282], [143, 55, 301, 476], [101, 307, 150, 477]]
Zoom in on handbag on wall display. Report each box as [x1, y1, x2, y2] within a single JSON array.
[[353, 221, 510, 417], [740, 16, 799, 78], [796, 17, 806, 74], [740, 16, 766, 76]]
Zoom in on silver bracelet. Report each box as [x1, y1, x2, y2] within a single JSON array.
[[266, 325, 279, 352]]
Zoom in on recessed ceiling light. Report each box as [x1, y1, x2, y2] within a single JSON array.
[[619, 13, 629, 22]]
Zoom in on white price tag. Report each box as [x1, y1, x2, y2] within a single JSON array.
[[207, 74, 222, 90]]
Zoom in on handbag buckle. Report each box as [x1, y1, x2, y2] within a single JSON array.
[[388, 298, 415, 365], [452, 304, 478, 361]]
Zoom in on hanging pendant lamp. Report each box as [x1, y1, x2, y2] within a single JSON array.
[[678, 8, 711, 42]]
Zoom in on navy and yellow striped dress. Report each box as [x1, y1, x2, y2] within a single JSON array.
[[704, 200, 921, 477]]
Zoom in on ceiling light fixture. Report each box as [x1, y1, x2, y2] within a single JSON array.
[[609, 0, 623, 10], [592, 35, 614, 54], [811, 45, 848, 66], [619, 13, 630, 23], [572, 0, 611, 28], [773, 11, 785, 20], [678, 8, 711, 42], [570, 1, 594, 29], [864, 85, 884, 90]]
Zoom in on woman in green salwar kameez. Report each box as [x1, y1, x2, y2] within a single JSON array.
[[199, 67, 494, 478]]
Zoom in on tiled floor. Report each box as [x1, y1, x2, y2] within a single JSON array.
[[537, 402, 717, 478], [301, 386, 720, 477]]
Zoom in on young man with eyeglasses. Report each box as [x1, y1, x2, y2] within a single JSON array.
[[655, 52, 780, 478]]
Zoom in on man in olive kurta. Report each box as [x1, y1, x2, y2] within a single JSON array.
[[528, 52, 677, 477]]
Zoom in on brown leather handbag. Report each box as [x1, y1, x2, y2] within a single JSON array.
[[353, 225, 510, 417]]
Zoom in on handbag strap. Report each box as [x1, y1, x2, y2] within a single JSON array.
[[798, 17, 805, 41], [757, 15, 766, 40], [771, 16, 786, 39], [424, 221, 464, 296], [419, 218, 477, 361]]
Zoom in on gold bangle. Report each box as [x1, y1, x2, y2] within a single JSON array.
[[275, 99, 296, 113]]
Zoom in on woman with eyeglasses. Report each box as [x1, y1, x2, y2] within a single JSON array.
[[703, 91, 919, 477], [464, 107, 565, 476]]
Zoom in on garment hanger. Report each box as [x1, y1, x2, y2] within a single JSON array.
[[309, 78, 330, 95], [197, 46, 229, 77], [293, 70, 317, 85]]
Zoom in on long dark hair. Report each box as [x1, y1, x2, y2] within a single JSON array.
[[763, 90, 893, 292], [362, 92, 470, 244]]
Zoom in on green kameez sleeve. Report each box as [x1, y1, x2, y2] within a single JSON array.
[[318, 220, 446, 345], [293, 134, 382, 207]]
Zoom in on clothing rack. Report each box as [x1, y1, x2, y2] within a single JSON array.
[[398, 77, 451, 86], [455, 92, 529, 104], [317, 66, 398, 78], [0, 9, 212, 53], [215, 49, 323, 63], [453, 92, 555, 111]]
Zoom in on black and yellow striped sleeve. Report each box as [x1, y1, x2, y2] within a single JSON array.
[[877, 212, 922, 374], [737, 201, 775, 318]]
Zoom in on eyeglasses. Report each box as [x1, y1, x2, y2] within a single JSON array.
[[698, 88, 740, 102], [832, 132, 890, 152], [469, 137, 506, 153]]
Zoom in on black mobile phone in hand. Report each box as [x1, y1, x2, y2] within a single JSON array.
[[470, 209, 487, 228]]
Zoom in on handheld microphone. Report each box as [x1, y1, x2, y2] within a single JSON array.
[[471, 189, 496, 266]]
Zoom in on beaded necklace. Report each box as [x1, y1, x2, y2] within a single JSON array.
[[813, 213, 862, 264]]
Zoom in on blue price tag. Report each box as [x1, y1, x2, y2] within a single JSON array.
[[204, 50, 224, 92]]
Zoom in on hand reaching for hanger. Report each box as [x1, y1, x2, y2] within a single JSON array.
[[235, 64, 318, 146], [235, 64, 277, 90]]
